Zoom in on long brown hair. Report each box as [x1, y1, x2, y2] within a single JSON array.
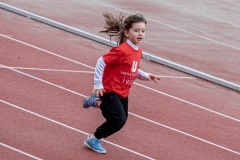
[[100, 12, 147, 45]]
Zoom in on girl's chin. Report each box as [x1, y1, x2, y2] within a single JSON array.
[[134, 40, 142, 45]]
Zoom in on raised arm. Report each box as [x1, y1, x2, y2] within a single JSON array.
[[136, 69, 160, 83]]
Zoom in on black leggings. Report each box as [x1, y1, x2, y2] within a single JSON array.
[[94, 92, 128, 139]]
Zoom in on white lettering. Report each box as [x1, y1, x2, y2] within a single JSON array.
[[131, 61, 138, 72]]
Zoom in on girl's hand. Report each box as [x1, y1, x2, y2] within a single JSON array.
[[92, 88, 105, 96], [148, 74, 160, 83]]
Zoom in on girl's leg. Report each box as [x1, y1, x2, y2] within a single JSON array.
[[94, 92, 128, 139], [121, 96, 128, 119]]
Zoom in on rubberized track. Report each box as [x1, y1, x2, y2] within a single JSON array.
[[1, 1, 240, 160]]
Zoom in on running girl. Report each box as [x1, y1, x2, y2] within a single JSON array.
[[83, 12, 160, 154]]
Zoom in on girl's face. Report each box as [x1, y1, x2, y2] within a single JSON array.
[[124, 22, 146, 46]]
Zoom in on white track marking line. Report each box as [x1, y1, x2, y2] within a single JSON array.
[[93, 0, 240, 52], [156, 0, 240, 27], [0, 34, 95, 70], [223, 0, 240, 7], [1, 65, 240, 155], [0, 66, 194, 79], [134, 82, 240, 123], [1, 99, 240, 156], [0, 64, 87, 98], [0, 100, 156, 160], [129, 112, 240, 155], [0, 66, 94, 73], [0, 142, 43, 160], [0, 34, 238, 122], [156, 75, 196, 79]]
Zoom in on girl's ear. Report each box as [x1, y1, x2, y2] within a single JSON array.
[[124, 30, 129, 37]]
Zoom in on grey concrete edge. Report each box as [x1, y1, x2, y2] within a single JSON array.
[[1, 2, 239, 92]]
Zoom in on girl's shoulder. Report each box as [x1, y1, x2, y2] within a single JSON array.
[[108, 42, 127, 52]]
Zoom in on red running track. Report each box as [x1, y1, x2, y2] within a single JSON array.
[[1, 2, 240, 160], [1, 0, 239, 85]]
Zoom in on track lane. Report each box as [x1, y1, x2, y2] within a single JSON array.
[[0, 143, 41, 160], [1, 29, 239, 119], [1, 92, 240, 160], [167, 0, 240, 26], [0, 11, 239, 151], [0, 5, 240, 160], [1, 0, 239, 84], [1, 61, 240, 158], [1, 101, 154, 160]]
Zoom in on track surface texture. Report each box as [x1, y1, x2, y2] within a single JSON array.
[[1, 0, 240, 160]]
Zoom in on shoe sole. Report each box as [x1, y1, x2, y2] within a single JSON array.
[[84, 141, 106, 154]]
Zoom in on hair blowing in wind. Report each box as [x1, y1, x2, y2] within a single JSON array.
[[100, 12, 147, 45]]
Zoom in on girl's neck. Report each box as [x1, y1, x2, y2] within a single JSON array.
[[126, 39, 138, 50]]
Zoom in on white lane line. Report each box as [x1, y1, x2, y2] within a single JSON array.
[[2, 99, 240, 156], [156, 0, 240, 28], [223, 0, 240, 7], [0, 64, 87, 98], [0, 142, 43, 160], [0, 34, 95, 70], [129, 112, 240, 155], [0, 66, 194, 79], [156, 75, 195, 79], [0, 34, 238, 122], [0, 66, 94, 73], [1, 65, 240, 155], [134, 82, 240, 123], [0, 100, 156, 160], [93, 0, 240, 52]]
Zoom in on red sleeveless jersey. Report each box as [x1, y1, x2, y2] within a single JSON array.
[[102, 41, 142, 98]]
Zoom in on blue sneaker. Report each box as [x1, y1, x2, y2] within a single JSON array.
[[84, 135, 106, 154], [82, 94, 101, 108]]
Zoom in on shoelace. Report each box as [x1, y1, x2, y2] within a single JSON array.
[[86, 96, 96, 106]]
